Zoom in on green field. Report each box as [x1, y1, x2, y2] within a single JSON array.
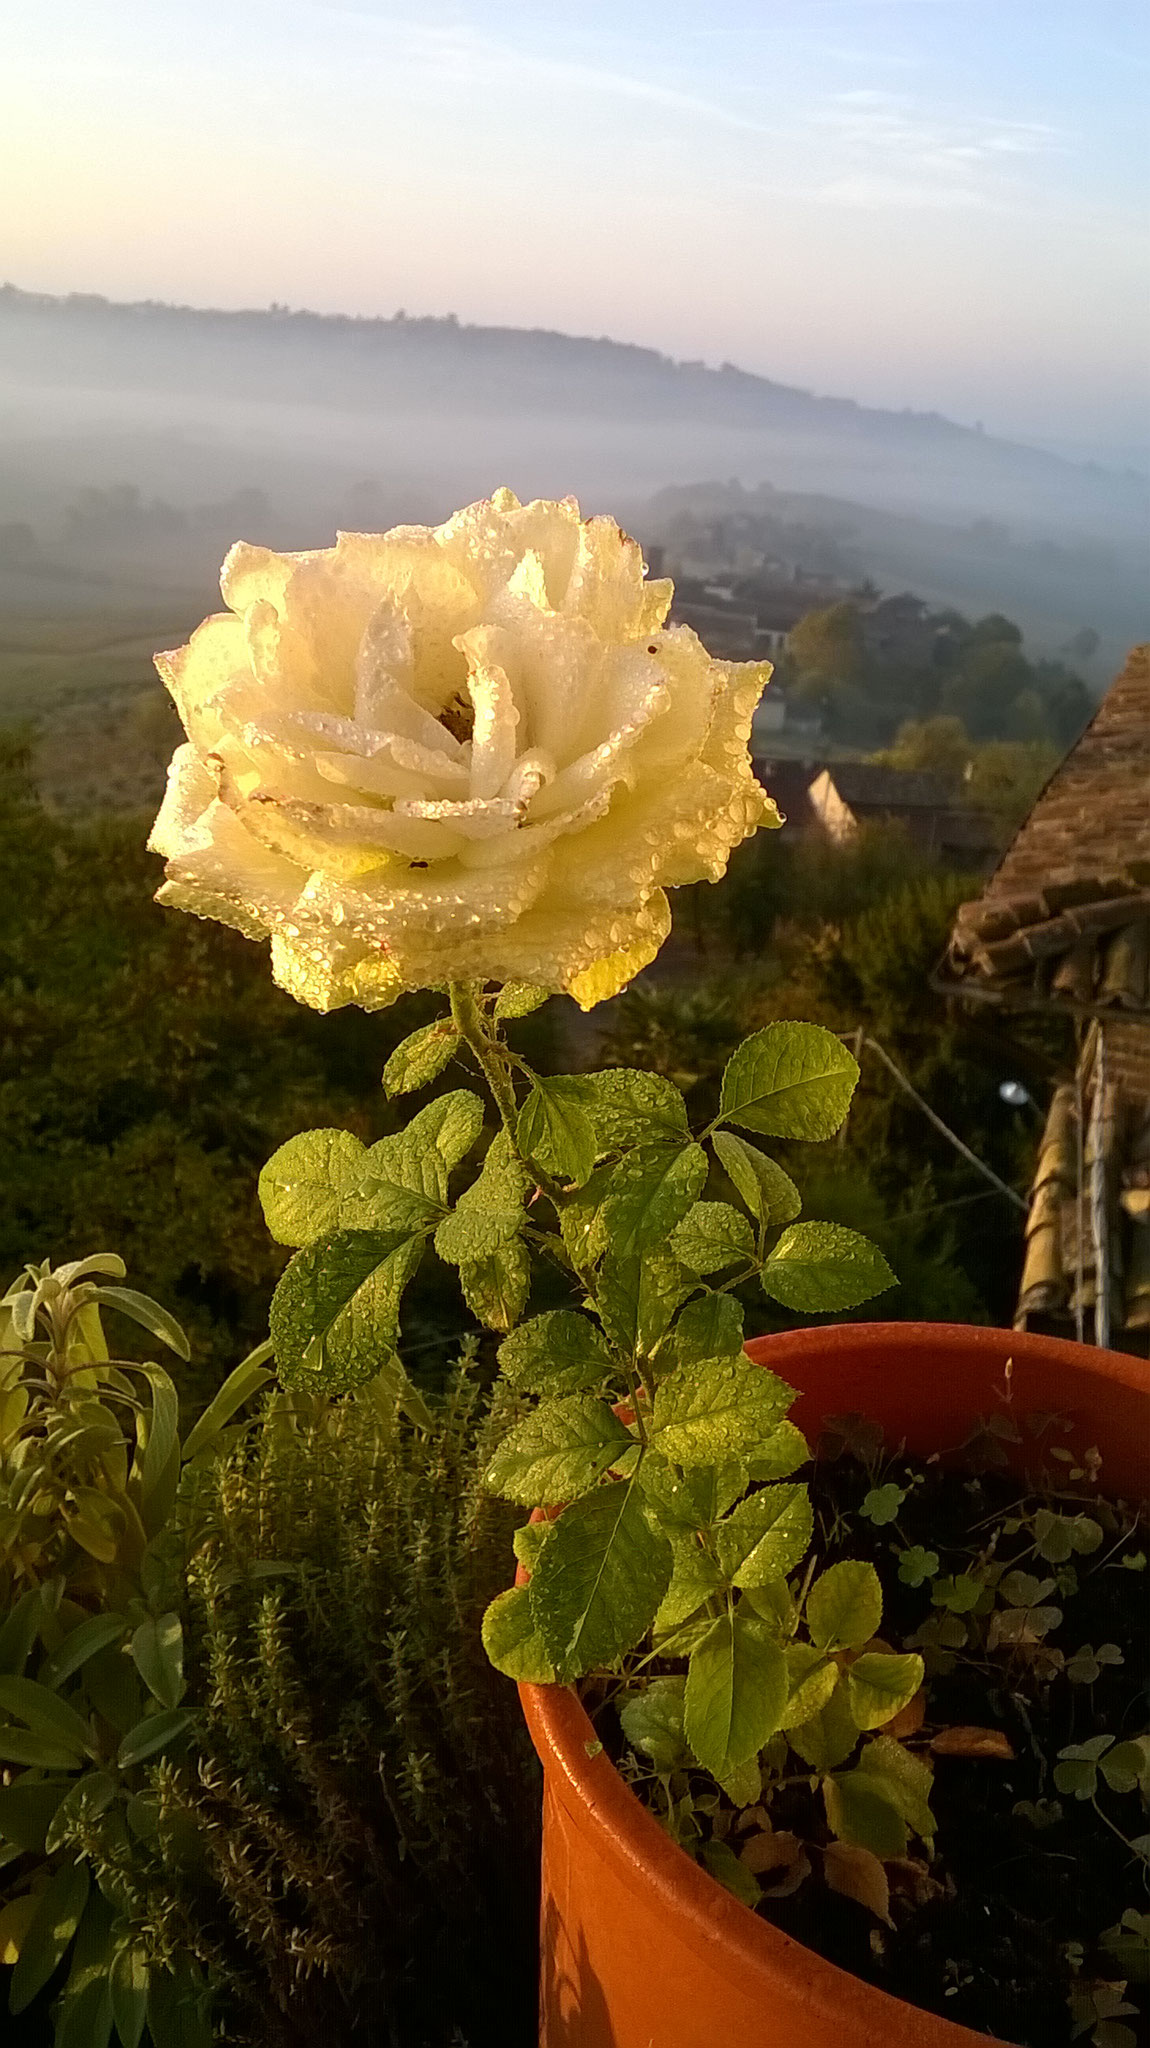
[[0, 606, 199, 813]]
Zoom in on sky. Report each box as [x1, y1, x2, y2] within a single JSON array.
[[4, 0, 1149, 462]]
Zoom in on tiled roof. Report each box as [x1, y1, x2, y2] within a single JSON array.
[[826, 763, 953, 811], [942, 645, 1150, 1017]]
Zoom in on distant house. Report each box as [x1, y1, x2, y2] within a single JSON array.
[[939, 644, 1150, 1347], [807, 763, 998, 869]]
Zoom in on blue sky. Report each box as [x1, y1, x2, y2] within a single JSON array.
[[4, 0, 1148, 458]]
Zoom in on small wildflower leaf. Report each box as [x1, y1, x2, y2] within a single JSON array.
[[861, 1484, 905, 1527], [718, 1023, 859, 1140], [897, 1546, 939, 1588], [1099, 1737, 1150, 1795]]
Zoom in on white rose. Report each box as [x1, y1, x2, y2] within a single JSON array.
[[149, 489, 776, 1010]]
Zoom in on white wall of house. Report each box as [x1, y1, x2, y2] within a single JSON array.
[[808, 769, 858, 844]]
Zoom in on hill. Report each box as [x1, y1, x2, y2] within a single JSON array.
[[2, 284, 1146, 544]]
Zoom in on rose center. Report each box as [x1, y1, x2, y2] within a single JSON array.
[[437, 690, 474, 745]]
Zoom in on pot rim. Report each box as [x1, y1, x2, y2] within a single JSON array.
[[518, 1320, 1150, 2048]]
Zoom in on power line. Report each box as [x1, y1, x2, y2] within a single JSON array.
[[849, 1033, 1029, 1212]]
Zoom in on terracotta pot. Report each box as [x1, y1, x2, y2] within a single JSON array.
[[518, 1322, 1150, 2048]]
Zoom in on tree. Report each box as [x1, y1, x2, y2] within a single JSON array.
[[870, 716, 970, 792], [963, 740, 1059, 836]]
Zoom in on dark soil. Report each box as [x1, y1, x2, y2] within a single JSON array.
[[764, 1443, 1148, 2045], [605, 1432, 1148, 2047]]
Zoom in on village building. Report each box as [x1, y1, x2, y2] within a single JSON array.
[[939, 644, 1150, 1348], [806, 762, 998, 869]]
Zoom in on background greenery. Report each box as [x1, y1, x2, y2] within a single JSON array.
[[0, 724, 1072, 1419]]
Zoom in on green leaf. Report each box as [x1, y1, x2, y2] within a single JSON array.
[[641, 1455, 748, 1530], [459, 1237, 530, 1332], [655, 1292, 745, 1375], [0, 1591, 43, 1678], [579, 1069, 689, 1151], [0, 1727, 85, 1769], [789, 1680, 863, 1771], [269, 1228, 425, 1394], [136, 1366, 180, 1519], [712, 1131, 801, 1226], [670, 1203, 754, 1276], [130, 1614, 184, 1710], [180, 1345, 274, 1462], [853, 1736, 935, 1840], [780, 1644, 838, 1729], [146, 1958, 213, 2048], [40, 1615, 128, 1689], [718, 1023, 859, 1141], [619, 1677, 688, 1770], [1099, 1737, 1150, 1796], [517, 1079, 598, 1188], [652, 1354, 795, 1469], [684, 1607, 788, 1778], [595, 1252, 690, 1362], [846, 1653, 924, 1731], [44, 1769, 116, 1855], [824, 1771, 908, 1859], [485, 1397, 634, 1506], [10, 1857, 90, 2014], [741, 1575, 799, 1641], [761, 1223, 895, 1314], [701, 1838, 762, 1910], [746, 1421, 809, 1482], [512, 1520, 552, 1571], [715, 1484, 813, 1587], [369, 1090, 485, 1203], [529, 1477, 672, 1679], [116, 1709, 193, 1770], [498, 1312, 615, 1397], [495, 982, 549, 1019], [382, 1019, 459, 1096], [653, 1530, 725, 1632], [257, 1129, 372, 1246], [0, 1676, 93, 1756], [110, 1945, 150, 2048], [480, 1587, 557, 1682], [87, 1287, 190, 1361], [0, 1777, 71, 1853], [434, 1130, 529, 1265], [807, 1561, 883, 1653], [599, 1142, 708, 1259]]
